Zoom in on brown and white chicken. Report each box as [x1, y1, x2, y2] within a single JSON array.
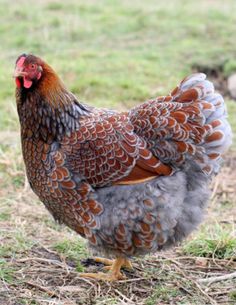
[[14, 54, 232, 281]]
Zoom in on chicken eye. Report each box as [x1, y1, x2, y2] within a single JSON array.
[[30, 64, 36, 69]]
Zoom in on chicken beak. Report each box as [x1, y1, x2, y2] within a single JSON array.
[[13, 67, 27, 78]]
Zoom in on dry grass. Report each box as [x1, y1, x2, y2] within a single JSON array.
[[0, 136, 235, 305], [2, 250, 236, 305]]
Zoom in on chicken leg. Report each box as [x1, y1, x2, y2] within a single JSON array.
[[93, 256, 133, 270], [78, 257, 132, 281]]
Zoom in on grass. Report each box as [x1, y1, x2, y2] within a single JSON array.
[[183, 224, 236, 259], [0, 259, 15, 284], [230, 290, 236, 302], [145, 285, 180, 305], [54, 239, 88, 272], [54, 239, 88, 259], [227, 100, 236, 144], [0, 0, 236, 304], [1, 0, 236, 132]]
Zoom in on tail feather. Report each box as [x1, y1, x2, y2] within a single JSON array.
[[174, 73, 232, 173], [130, 73, 232, 177]]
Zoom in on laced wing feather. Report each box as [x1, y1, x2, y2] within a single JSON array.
[[129, 73, 232, 175], [60, 111, 172, 187]]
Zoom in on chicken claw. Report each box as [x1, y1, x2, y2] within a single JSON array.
[[78, 257, 131, 281]]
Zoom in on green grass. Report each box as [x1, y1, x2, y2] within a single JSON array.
[[16, 300, 37, 305], [54, 238, 88, 271], [227, 100, 236, 146], [0, 211, 11, 221], [144, 271, 208, 305], [230, 291, 236, 302], [183, 224, 236, 259], [0, 259, 15, 284], [0, 222, 35, 258], [146, 285, 180, 305], [54, 238, 88, 259], [1, 0, 236, 133]]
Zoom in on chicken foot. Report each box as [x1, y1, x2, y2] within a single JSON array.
[[93, 256, 133, 270], [78, 257, 132, 281]]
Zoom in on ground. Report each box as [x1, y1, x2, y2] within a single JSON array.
[[0, 0, 236, 304]]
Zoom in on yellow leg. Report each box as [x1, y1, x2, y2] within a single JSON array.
[[103, 258, 133, 271], [122, 259, 133, 270], [93, 256, 133, 270], [93, 257, 113, 266], [78, 257, 130, 281]]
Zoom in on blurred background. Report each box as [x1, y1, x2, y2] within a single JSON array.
[[0, 1, 235, 304]]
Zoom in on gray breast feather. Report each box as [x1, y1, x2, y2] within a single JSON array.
[[90, 161, 210, 257]]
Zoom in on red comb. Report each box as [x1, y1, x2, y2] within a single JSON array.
[[17, 56, 26, 67]]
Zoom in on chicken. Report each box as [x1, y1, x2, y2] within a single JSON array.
[[14, 54, 232, 281]]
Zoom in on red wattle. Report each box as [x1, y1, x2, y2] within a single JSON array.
[[23, 77, 33, 88], [15, 78, 21, 88]]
